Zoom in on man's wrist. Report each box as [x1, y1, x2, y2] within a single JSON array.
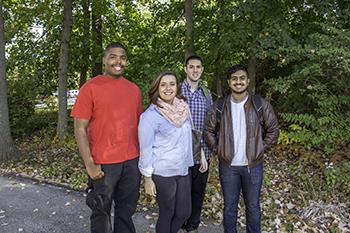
[[84, 158, 96, 168]]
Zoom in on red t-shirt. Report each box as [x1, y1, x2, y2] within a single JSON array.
[[71, 75, 142, 164]]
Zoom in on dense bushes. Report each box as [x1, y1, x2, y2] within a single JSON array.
[[265, 23, 350, 156], [7, 77, 37, 136]]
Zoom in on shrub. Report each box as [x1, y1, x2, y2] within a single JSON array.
[[265, 23, 350, 155], [7, 77, 37, 137], [324, 162, 350, 201]]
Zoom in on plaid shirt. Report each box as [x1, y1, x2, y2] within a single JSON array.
[[181, 80, 213, 163]]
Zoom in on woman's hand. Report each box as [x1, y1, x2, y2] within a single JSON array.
[[199, 149, 208, 173], [144, 176, 157, 197]]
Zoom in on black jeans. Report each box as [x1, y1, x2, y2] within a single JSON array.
[[182, 162, 210, 231], [87, 157, 141, 233], [153, 173, 191, 233]]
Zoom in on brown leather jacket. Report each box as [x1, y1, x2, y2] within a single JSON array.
[[203, 94, 279, 167]]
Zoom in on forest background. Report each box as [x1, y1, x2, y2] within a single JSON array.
[[0, 0, 349, 232]]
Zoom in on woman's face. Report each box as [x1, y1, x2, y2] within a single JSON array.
[[158, 74, 177, 104]]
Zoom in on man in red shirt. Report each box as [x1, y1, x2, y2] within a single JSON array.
[[71, 42, 142, 233]]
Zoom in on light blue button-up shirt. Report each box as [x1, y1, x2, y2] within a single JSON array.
[[138, 104, 194, 177]]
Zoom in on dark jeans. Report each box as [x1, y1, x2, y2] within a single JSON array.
[[87, 157, 141, 233], [152, 173, 192, 233], [219, 163, 263, 233], [182, 162, 210, 231]]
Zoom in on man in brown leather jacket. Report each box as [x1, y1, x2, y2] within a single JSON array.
[[203, 64, 279, 233]]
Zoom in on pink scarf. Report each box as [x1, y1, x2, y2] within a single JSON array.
[[157, 97, 189, 127]]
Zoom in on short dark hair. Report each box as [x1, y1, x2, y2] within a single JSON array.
[[227, 64, 248, 79], [148, 71, 186, 107], [103, 42, 126, 57], [185, 55, 203, 66]]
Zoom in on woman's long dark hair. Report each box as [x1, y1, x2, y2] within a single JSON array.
[[148, 71, 186, 107]]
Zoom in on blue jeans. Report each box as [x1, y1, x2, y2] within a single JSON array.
[[219, 163, 263, 233]]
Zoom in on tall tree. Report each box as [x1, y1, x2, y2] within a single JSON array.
[[91, 0, 102, 77], [0, 2, 20, 160], [247, 55, 256, 94], [79, 0, 91, 87], [184, 0, 194, 59], [212, 0, 226, 97], [57, 0, 73, 139]]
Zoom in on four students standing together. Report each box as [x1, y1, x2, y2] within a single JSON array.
[[72, 42, 279, 233]]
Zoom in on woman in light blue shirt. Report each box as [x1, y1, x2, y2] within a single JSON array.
[[138, 71, 194, 233]]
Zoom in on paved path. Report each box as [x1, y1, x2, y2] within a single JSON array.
[[0, 173, 223, 233]]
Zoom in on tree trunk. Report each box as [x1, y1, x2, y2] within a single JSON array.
[[0, 2, 20, 160], [79, 67, 88, 88], [57, 0, 73, 139], [214, 65, 223, 98], [79, 0, 91, 87], [92, 0, 102, 77], [214, 0, 225, 98], [248, 55, 257, 94], [184, 0, 194, 59]]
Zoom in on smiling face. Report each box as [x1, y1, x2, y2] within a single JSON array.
[[227, 69, 250, 95], [184, 58, 204, 83], [158, 74, 177, 104], [103, 47, 127, 78]]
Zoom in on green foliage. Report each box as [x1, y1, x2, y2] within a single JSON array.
[[5, 0, 62, 95], [279, 102, 350, 154], [7, 78, 37, 136], [265, 23, 350, 155], [325, 162, 350, 198], [26, 109, 57, 132], [2, 0, 350, 159]]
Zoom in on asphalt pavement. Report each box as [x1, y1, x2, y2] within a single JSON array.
[[0, 173, 223, 233]]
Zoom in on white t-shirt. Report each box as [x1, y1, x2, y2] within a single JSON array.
[[230, 95, 248, 166]]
